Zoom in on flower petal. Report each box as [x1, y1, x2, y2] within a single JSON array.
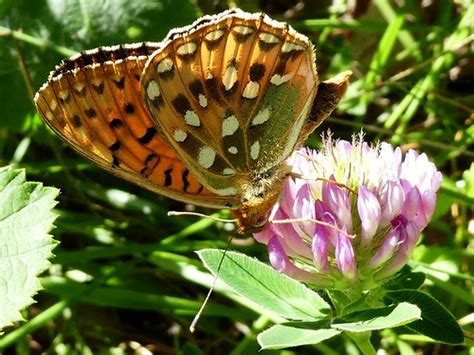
[[358, 186, 381, 248], [335, 233, 357, 280], [268, 236, 318, 282]]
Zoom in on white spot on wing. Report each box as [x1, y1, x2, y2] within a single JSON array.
[[198, 146, 216, 169], [250, 141, 260, 160], [222, 168, 235, 176], [259, 32, 280, 44], [184, 111, 200, 127], [215, 187, 238, 196], [228, 146, 238, 154], [242, 81, 259, 99], [146, 80, 160, 100], [251, 108, 270, 126], [205, 29, 225, 42], [176, 41, 197, 55], [222, 115, 239, 137], [173, 129, 187, 142], [198, 94, 208, 108], [270, 73, 292, 86], [157, 58, 174, 73], [233, 25, 254, 35], [49, 100, 58, 111], [74, 83, 85, 92], [58, 91, 69, 101], [281, 42, 304, 53], [222, 66, 238, 91]]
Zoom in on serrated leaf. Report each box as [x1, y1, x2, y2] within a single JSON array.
[[257, 325, 340, 349], [197, 249, 331, 321], [332, 303, 421, 332], [0, 166, 59, 329], [45, 0, 199, 46], [385, 290, 464, 344]]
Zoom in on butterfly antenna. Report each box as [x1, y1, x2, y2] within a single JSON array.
[[271, 218, 355, 239], [189, 235, 234, 333], [168, 211, 238, 224]]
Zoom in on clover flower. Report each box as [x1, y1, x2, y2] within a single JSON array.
[[254, 133, 442, 291]]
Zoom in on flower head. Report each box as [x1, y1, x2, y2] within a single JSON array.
[[254, 133, 442, 291]]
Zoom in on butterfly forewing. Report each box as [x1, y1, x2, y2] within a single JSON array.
[[34, 43, 238, 208], [142, 9, 318, 198]]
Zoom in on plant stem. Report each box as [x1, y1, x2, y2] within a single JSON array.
[[346, 331, 377, 355]]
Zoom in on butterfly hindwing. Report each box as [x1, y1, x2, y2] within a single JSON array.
[[142, 9, 318, 198]]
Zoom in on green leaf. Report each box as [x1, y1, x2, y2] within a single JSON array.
[[257, 325, 340, 350], [197, 249, 331, 321], [385, 290, 464, 344], [44, 0, 200, 47], [385, 267, 426, 290], [0, 166, 59, 329], [332, 303, 421, 332], [360, 14, 405, 111]]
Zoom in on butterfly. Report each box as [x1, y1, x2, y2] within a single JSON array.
[[34, 8, 350, 233]]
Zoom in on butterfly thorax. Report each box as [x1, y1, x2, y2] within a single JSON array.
[[234, 163, 291, 233]]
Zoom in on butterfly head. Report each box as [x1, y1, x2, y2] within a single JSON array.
[[234, 164, 291, 233]]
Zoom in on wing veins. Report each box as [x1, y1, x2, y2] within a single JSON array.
[[85, 61, 144, 168], [269, 53, 312, 157]]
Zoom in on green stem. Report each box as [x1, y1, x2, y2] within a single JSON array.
[[231, 316, 269, 355], [0, 298, 72, 350], [347, 331, 377, 355], [0, 25, 76, 57]]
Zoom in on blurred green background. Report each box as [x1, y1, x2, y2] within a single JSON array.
[[0, 0, 473, 353]]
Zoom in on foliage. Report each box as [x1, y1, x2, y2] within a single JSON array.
[[0, 166, 58, 330], [0, 0, 472, 353]]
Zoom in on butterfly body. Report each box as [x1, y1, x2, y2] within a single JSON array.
[[34, 8, 350, 232]]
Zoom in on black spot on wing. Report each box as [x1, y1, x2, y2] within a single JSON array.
[[205, 77, 223, 104], [232, 30, 253, 43], [249, 63, 266, 82], [110, 118, 124, 128], [109, 140, 121, 152], [74, 86, 86, 96], [197, 184, 204, 194], [274, 61, 286, 75], [92, 82, 105, 94], [150, 95, 164, 109], [71, 115, 81, 127], [182, 169, 189, 192], [141, 153, 159, 177], [189, 79, 204, 98], [172, 94, 192, 115], [59, 94, 71, 103], [113, 77, 125, 89], [124, 103, 135, 114], [84, 108, 97, 118], [112, 155, 120, 167], [138, 127, 157, 144], [164, 168, 173, 187]]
